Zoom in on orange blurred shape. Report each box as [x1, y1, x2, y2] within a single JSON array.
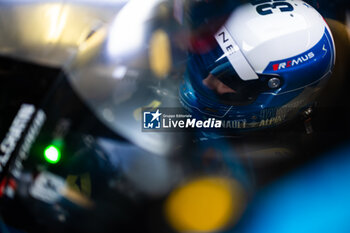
[[164, 176, 245, 233]]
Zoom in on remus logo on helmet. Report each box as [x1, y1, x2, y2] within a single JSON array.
[[272, 52, 315, 71]]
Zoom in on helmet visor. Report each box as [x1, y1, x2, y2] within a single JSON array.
[[187, 49, 281, 106]]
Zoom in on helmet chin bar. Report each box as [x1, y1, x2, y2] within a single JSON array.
[[215, 26, 259, 81]]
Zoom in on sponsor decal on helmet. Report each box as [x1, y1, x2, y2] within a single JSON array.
[[214, 27, 259, 81], [272, 52, 315, 71]]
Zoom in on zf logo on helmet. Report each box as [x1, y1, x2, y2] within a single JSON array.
[[252, 0, 294, 15], [143, 109, 162, 129]]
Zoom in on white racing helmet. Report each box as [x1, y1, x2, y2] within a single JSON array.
[[180, 0, 336, 130]]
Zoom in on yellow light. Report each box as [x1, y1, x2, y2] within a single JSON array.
[[149, 29, 172, 78], [165, 177, 245, 233], [46, 4, 68, 43]]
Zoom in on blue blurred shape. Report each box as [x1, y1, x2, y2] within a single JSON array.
[[235, 144, 350, 233]]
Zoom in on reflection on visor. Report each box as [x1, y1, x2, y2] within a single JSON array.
[[188, 51, 282, 106]]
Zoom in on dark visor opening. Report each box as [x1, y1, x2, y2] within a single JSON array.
[[187, 51, 282, 106]]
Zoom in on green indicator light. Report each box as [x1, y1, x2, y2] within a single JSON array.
[[44, 145, 61, 164]]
